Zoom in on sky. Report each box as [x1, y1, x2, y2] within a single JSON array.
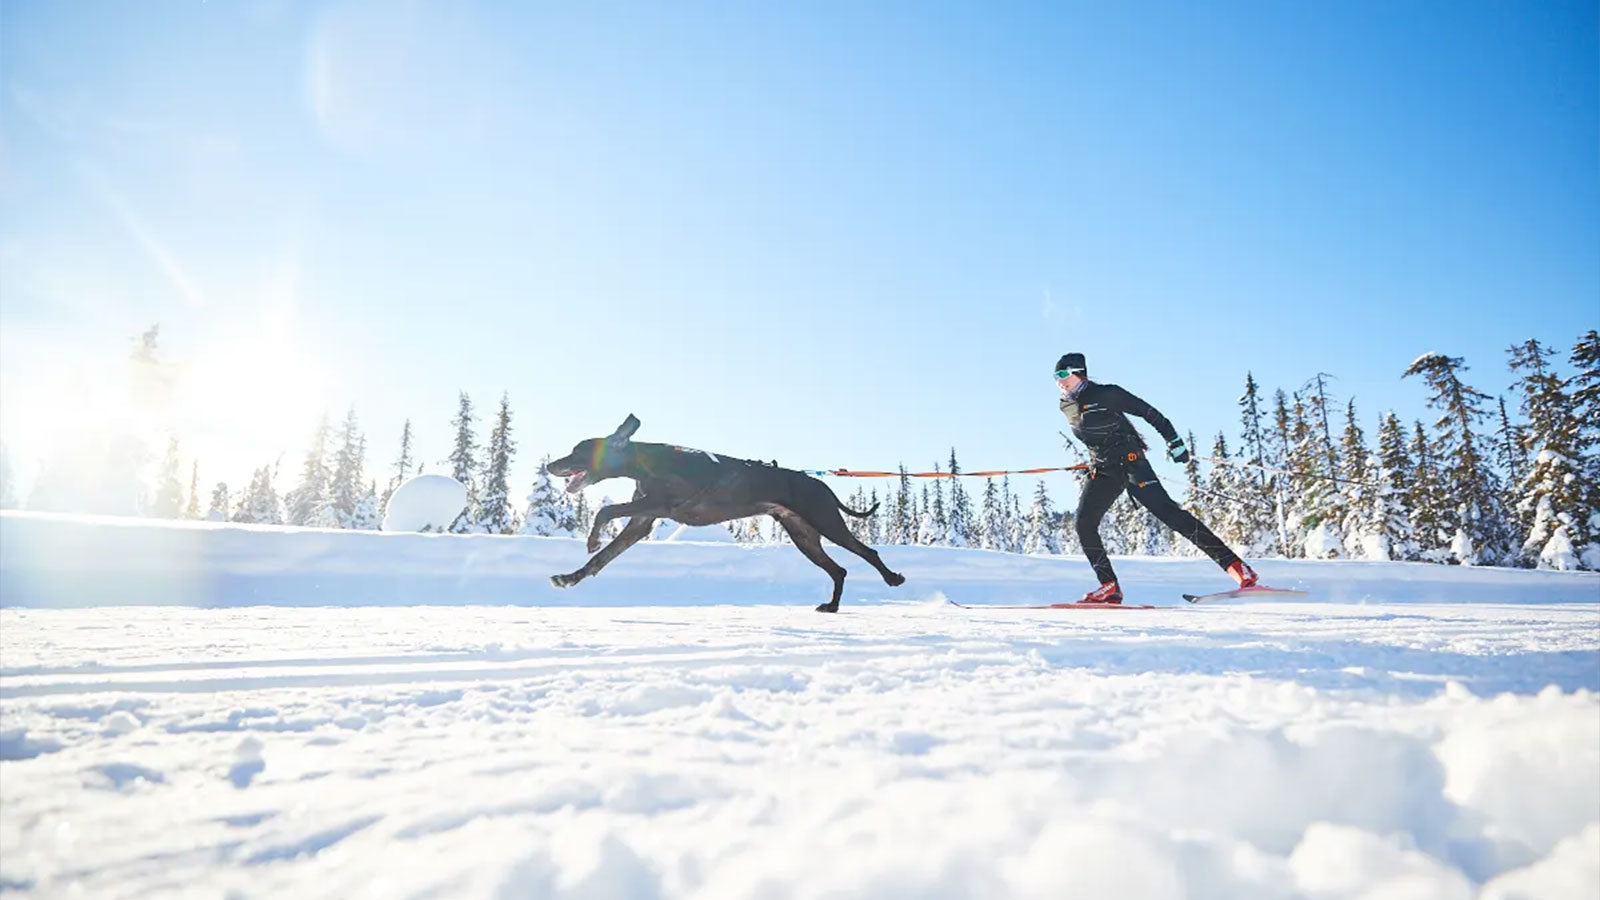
[[1, 0, 1596, 511]]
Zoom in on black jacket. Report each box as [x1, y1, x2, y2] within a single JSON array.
[[1060, 382, 1179, 465]]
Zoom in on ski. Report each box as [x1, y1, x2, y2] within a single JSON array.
[[947, 598, 1159, 610], [1182, 585, 1310, 603]]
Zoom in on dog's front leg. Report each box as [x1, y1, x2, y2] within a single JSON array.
[[585, 499, 658, 552], [551, 515, 657, 588]]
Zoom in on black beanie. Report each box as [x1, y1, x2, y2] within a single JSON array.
[[1055, 353, 1087, 377]]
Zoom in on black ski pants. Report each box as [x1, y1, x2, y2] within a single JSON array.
[[1076, 455, 1240, 584]]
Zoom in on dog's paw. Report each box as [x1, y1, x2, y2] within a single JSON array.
[[814, 602, 839, 613], [550, 573, 578, 589], [885, 572, 906, 587]]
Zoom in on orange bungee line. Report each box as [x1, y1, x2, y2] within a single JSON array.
[[802, 465, 1090, 479]]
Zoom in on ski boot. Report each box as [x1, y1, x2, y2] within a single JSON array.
[[1226, 560, 1258, 588], [1079, 580, 1123, 605]]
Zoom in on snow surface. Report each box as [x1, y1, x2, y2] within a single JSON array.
[[1, 512, 1598, 898], [382, 474, 467, 533]]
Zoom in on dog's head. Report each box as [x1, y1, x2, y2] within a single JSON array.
[[547, 414, 641, 494]]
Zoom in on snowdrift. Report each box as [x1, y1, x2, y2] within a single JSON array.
[[2, 511, 1596, 609]]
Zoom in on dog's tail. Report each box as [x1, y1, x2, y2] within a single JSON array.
[[837, 499, 879, 519]]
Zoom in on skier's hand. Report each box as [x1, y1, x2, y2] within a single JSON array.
[[1166, 437, 1190, 464]]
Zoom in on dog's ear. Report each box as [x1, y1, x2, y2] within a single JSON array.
[[607, 414, 641, 447]]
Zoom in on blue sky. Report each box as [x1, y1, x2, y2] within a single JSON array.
[[2, 0, 1595, 508]]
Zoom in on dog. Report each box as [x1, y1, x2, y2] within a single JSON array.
[[544, 415, 905, 612]]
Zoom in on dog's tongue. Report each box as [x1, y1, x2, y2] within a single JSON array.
[[564, 472, 589, 494]]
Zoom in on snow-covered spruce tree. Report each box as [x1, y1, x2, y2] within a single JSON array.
[[234, 466, 283, 525], [447, 392, 481, 533], [1024, 480, 1061, 554], [478, 394, 517, 535], [979, 477, 1002, 550], [1361, 413, 1417, 560], [149, 437, 184, 519], [1281, 394, 1320, 557], [1567, 329, 1600, 567], [846, 486, 871, 542], [1204, 433, 1253, 552], [325, 408, 366, 528], [1336, 400, 1371, 556], [1404, 353, 1513, 565], [889, 466, 912, 544], [385, 418, 415, 506], [945, 449, 973, 547], [1235, 376, 1279, 555], [1406, 421, 1447, 560], [1181, 429, 1206, 533], [1294, 381, 1345, 559], [1008, 489, 1026, 554], [350, 482, 381, 531], [1494, 395, 1529, 522], [571, 491, 592, 538], [917, 482, 937, 546], [183, 461, 201, 519], [284, 414, 331, 526], [865, 488, 883, 544], [519, 457, 570, 536], [207, 482, 229, 522], [924, 464, 948, 545], [1509, 338, 1591, 569]]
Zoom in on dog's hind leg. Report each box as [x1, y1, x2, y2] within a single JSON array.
[[772, 510, 848, 613], [550, 516, 657, 588], [810, 507, 906, 589]]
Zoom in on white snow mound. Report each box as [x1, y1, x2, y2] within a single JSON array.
[[381, 474, 467, 533]]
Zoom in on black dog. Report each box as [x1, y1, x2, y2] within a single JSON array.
[[545, 415, 905, 612]]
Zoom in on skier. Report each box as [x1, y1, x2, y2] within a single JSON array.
[[1055, 352, 1257, 604]]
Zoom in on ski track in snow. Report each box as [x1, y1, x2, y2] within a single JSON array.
[[2, 600, 1598, 899]]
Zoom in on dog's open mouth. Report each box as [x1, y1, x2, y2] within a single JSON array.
[[563, 471, 589, 494]]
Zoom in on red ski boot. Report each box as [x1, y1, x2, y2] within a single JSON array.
[[1226, 560, 1259, 589], [1080, 581, 1123, 605]]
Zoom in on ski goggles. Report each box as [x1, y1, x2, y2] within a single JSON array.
[[1054, 369, 1085, 380]]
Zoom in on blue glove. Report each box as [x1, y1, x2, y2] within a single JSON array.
[[1167, 437, 1190, 464]]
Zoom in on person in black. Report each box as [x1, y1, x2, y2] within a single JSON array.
[[1055, 352, 1257, 604]]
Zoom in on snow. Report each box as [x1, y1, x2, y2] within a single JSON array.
[[661, 523, 736, 542], [1, 512, 1598, 897], [381, 474, 467, 532]]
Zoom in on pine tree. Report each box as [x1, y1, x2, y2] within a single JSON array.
[[1494, 396, 1529, 508], [447, 392, 480, 533], [1182, 429, 1206, 528], [325, 408, 366, 528], [1566, 330, 1600, 566], [1284, 393, 1332, 557], [888, 466, 912, 544], [207, 482, 230, 522], [386, 419, 415, 505], [479, 394, 517, 534], [1404, 353, 1512, 564], [285, 414, 332, 526], [1235, 375, 1279, 554], [1269, 389, 1292, 470], [1407, 421, 1447, 560], [945, 449, 973, 547], [1510, 338, 1591, 568], [150, 437, 184, 518], [1023, 480, 1061, 554], [926, 464, 948, 545], [519, 457, 572, 536], [1336, 400, 1371, 556], [917, 482, 938, 545], [1008, 488, 1026, 553], [1295, 380, 1345, 558], [865, 488, 883, 544], [1359, 413, 1417, 560], [1204, 433, 1253, 552], [979, 477, 1002, 550], [350, 482, 381, 531], [234, 467, 283, 525], [184, 461, 201, 519]]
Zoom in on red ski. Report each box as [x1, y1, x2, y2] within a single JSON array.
[[947, 599, 1159, 610], [1182, 584, 1310, 603]]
